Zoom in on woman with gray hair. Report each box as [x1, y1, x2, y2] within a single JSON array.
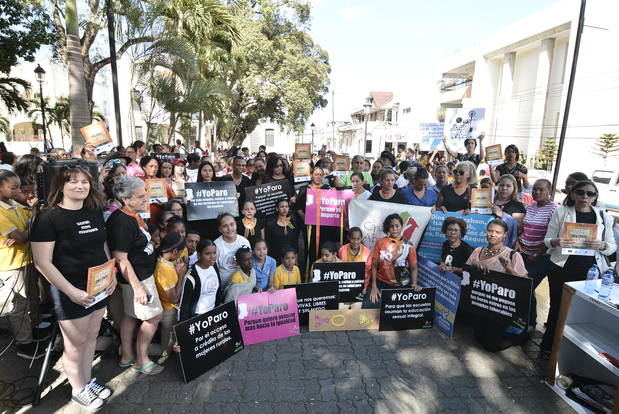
[[435, 160, 477, 212], [106, 175, 164, 375]]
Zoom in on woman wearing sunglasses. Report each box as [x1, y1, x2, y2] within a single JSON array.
[[435, 161, 477, 213], [540, 179, 616, 357]]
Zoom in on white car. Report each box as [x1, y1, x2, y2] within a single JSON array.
[[592, 169, 619, 214]]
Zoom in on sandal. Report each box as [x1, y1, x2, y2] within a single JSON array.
[[118, 359, 134, 368], [132, 361, 165, 375]]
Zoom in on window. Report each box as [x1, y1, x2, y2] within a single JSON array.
[[265, 129, 275, 147], [386, 109, 392, 122], [365, 140, 372, 154]]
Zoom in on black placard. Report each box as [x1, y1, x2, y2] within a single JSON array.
[[153, 153, 181, 163], [312, 262, 365, 302], [285, 281, 339, 325], [186, 181, 239, 221], [379, 288, 435, 331], [173, 301, 244, 383], [460, 267, 532, 329], [244, 180, 291, 217]]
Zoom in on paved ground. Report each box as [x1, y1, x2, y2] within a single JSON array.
[[0, 283, 573, 414]]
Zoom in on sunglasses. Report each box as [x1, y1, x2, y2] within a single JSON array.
[[454, 170, 467, 176], [573, 189, 597, 197], [104, 158, 124, 168]]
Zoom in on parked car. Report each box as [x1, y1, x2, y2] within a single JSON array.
[[592, 169, 619, 214]]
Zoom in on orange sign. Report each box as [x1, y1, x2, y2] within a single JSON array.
[[80, 121, 113, 154]]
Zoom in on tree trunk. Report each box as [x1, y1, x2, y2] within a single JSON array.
[[65, 0, 91, 153]]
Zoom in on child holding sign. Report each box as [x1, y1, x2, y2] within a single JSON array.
[[272, 248, 301, 290], [338, 228, 372, 298]]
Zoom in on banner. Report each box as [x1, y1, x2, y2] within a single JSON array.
[[418, 211, 493, 263], [145, 179, 169, 204], [236, 289, 300, 345], [80, 121, 114, 154], [419, 123, 445, 151], [309, 309, 380, 332], [305, 188, 354, 227], [292, 161, 311, 183], [244, 180, 291, 217], [295, 143, 312, 160], [379, 288, 435, 331], [286, 281, 339, 325], [461, 267, 532, 329], [186, 181, 238, 221], [173, 301, 244, 383], [348, 199, 432, 251], [311, 262, 365, 302], [417, 258, 461, 337]]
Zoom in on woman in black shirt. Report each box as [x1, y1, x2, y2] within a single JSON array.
[[107, 176, 163, 375], [492, 174, 526, 224], [265, 198, 299, 264], [369, 169, 407, 204], [436, 161, 477, 212], [439, 217, 473, 276], [32, 166, 114, 410], [491, 144, 529, 193]]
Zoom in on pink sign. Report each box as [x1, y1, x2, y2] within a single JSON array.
[[304, 188, 354, 227], [236, 289, 300, 345]]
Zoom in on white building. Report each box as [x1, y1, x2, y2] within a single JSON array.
[[437, 0, 619, 182]]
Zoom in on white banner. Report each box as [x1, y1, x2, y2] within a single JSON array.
[[348, 199, 432, 252], [444, 108, 486, 152]]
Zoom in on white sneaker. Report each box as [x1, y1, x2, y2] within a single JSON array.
[[86, 378, 112, 400], [72, 386, 104, 411]]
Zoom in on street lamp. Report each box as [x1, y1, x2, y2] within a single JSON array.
[[362, 96, 372, 156], [34, 64, 49, 153], [310, 122, 315, 154]]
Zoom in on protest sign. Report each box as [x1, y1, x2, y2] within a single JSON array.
[[419, 123, 445, 151], [562, 222, 597, 256], [485, 144, 503, 166], [379, 288, 435, 331], [292, 161, 311, 183], [245, 180, 291, 217], [470, 188, 492, 214], [309, 309, 380, 332], [80, 121, 114, 154], [461, 267, 532, 329], [85, 259, 115, 308], [305, 188, 354, 227], [418, 211, 493, 263], [333, 155, 350, 176], [295, 143, 312, 160], [153, 153, 181, 164], [171, 181, 185, 198], [444, 108, 485, 142], [286, 281, 339, 325], [145, 179, 169, 204], [174, 301, 244, 383], [186, 181, 238, 221], [311, 262, 365, 302], [237, 288, 300, 345], [417, 258, 461, 337], [348, 199, 432, 251]]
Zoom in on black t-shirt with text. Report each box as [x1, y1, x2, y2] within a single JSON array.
[[31, 207, 108, 290], [441, 240, 474, 271], [106, 209, 156, 282]]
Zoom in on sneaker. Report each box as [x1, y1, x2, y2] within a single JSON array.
[[16, 342, 46, 360], [72, 386, 104, 411], [86, 378, 112, 400]]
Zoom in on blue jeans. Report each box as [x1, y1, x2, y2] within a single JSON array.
[[522, 253, 551, 327]]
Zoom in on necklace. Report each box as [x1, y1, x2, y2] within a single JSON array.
[[482, 246, 503, 257]]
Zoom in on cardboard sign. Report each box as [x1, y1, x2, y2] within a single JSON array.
[[461, 266, 532, 329], [418, 211, 494, 263], [85, 259, 115, 308], [309, 309, 380, 332], [470, 188, 492, 214], [348, 199, 432, 251], [80, 121, 114, 155], [562, 222, 597, 256], [304, 188, 354, 227], [333, 155, 350, 176], [417, 257, 461, 337], [244, 180, 291, 217], [236, 289, 300, 345], [145, 179, 169, 204], [173, 301, 244, 383], [285, 281, 339, 325], [292, 161, 311, 183], [485, 144, 503, 166], [295, 143, 312, 160], [186, 181, 239, 221], [171, 180, 186, 198], [311, 262, 365, 302], [379, 288, 435, 331]]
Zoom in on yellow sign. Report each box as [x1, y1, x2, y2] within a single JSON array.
[[80, 121, 113, 154], [470, 188, 492, 214], [485, 144, 503, 166], [146, 179, 168, 203], [86, 259, 115, 308], [292, 161, 311, 183], [561, 222, 598, 256], [309, 309, 380, 332], [295, 143, 312, 160], [333, 155, 350, 175]]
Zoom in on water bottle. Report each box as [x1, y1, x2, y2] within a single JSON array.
[[584, 264, 599, 294], [598, 270, 615, 302]]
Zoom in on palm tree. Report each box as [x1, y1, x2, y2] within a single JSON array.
[[29, 97, 71, 149], [0, 77, 30, 113], [0, 116, 10, 140]]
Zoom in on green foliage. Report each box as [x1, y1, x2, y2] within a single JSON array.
[[592, 133, 619, 162], [534, 137, 558, 171], [0, 116, 10, 139], [0, 77, 31, 113]]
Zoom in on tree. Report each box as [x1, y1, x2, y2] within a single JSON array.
[[592, 133, 619, 164], [0, 116, 10, 140], [536, 136, 558, 171], [0, 78, 30, 113], [29, 97, 70, 149]]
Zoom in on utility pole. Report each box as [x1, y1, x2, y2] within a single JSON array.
[[106, 0, 123, 146]]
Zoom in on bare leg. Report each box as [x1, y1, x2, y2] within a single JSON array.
[[135, 313, 162, 367], [81, 308, 105, 383], [58, 316, 92, 393], [120, 314, 137, 363]]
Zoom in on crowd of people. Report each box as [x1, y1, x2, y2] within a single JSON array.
[[0, 137, 616, 410]]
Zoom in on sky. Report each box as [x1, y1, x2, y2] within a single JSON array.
[[307, 0, 560, 129]]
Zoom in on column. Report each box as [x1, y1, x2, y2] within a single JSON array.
[[528, 38, 555, 163]]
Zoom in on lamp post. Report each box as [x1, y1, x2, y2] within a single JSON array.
[[34, 64, 50, 153], [311, 122, 315, 154], [362, 96, 372, 156]]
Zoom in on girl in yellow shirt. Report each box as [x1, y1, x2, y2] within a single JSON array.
[[271, 248, 301, 290]]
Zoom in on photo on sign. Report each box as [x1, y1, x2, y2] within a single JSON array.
[[146, 179, 169, 204], [470, 188, 492, 215], [286, 281, 339, 325], [561, 222, 597, 256], [295, 143, 312, 160], [85, 259, 115, 308], [312, 262, 365, 302], [333, 155, 350, 175], [186, 181, 239, 221], [485, 144, 503, 166], [292, 161, 311, 183], [379, 288, 435, 331], [80, 121, 113, 155], [173, 301, 244, 383]]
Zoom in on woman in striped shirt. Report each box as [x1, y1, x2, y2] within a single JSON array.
[[517, 179, 558, 329]]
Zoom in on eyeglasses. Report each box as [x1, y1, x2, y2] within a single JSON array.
[[454, 170, 466, 176], [573, 189, 597, 197]]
